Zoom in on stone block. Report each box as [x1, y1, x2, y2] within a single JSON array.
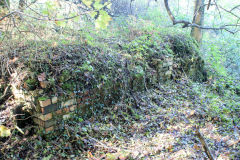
[[41, 103, 58, 115], [33, 118, 56, 128], [56, 109, 62, 115], [39, 99, 51, 107], [52, 97, 58, 104], [38, 113, 52, 121], [45, 126, 54, 133]]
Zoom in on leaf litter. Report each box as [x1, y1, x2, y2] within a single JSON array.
[[1, 78, 239, 159]]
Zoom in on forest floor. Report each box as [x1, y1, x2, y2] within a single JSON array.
[[1, 78, 239, 160]]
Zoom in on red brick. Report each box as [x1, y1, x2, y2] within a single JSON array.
[[39, 99, 51, 107], [33, 118, 56, 128], [41, 107, 44, 113], [45, 126, 54, 133], [38, 113, 52, 121], [56, 109, 62, 115]]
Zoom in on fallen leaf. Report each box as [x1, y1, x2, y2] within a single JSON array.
[[9, 57, 19, 64], [38, 73, 46, 82], [87, 151, 93, 158], [167, 144, 173, 152], [193, 144, 201, 150], [119, 152, 129, 160], [106, 153, 119, 160], [189, 110, 195, 116], [40, 81, 48, 88], [0, 125, 11, 137]]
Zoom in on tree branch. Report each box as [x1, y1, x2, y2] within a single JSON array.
[[207, 0, 211, 10], [195, 127, 215, 160], [164, 0, 240, 34], [0, 11, 16, 21]]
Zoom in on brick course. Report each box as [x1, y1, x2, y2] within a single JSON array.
[[13, 86, 100, 133], [33, 90, 97, 133]]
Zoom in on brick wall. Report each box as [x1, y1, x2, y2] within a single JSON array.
[[12, 85, 97, 133], [35, 90, 96, 133]]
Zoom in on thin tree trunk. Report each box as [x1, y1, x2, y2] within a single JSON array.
[[191, 0, 205, 43]]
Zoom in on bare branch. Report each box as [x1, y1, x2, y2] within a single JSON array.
[[230, 5, 240, 12], [0, 1, 111, 22], [164, 0, 240, 34], [207, 0, 211, 10], [218, 5, 240, 19], [0, 11, 16, 21]]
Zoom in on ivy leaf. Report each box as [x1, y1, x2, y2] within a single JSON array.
[[0, 125, 11, 137], [93, 1, 103, 10]]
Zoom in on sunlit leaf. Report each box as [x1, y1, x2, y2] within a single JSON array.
[[82, 0, 93, 8], [105, 2, 111, 9], [42, 9, 49, 15], [93, 1, 103, 10], [95, 10, 112, 29], [90, 11, 98, 18], [55, 20, 67, 27], [0, 125, 11, 137]]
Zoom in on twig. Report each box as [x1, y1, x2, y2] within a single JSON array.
[[0, 84, 11, 105], [207, 0, 212, 10], [86, 135, 119, 151], [164, 0, 240, 34], [195, 127, 215, 160]]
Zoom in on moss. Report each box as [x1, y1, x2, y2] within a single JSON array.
[[62, 82, 75, 91], [38, 96, 49, 101], [9, 29, 207, 104], [25, 78, 38, 90], [59, 70, 71, 83]]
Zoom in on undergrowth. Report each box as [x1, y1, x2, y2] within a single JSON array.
[[0, 14, 239, 159]]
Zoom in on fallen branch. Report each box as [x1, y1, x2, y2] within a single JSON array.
[[0, 84, 11, 105], [195, 127, 215, 160], [86, 135, 118, 151]]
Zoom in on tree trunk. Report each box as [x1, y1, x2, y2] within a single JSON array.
[[191, 0, 205, 43]]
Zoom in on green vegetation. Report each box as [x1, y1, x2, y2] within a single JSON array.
[[0, 0, 239, 159]]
